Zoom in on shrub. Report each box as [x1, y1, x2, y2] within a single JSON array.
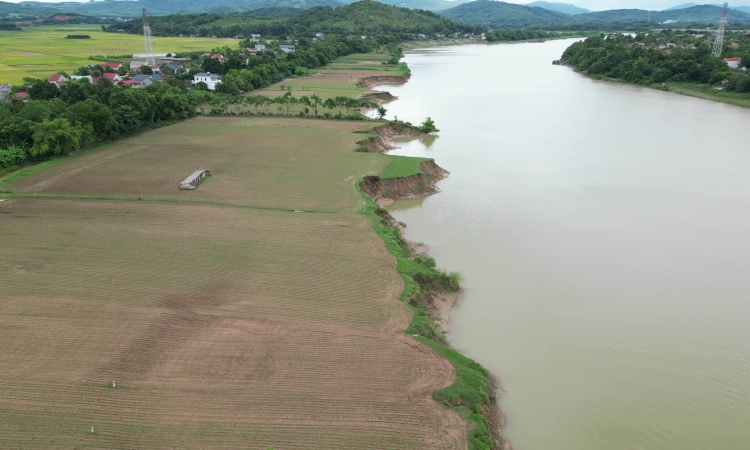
[[0, 145, 28, 169]]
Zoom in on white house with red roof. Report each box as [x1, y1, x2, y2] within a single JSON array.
[[14, 92, 29, 101], [730, 42, 740, 48], [724, 57, 742, 69], [48, 74, 67, 85], [102, 62, 122, 70], [101, 72, 122, 82]]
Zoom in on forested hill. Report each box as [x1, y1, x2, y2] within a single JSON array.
[[16, 0, 468, 18], [108, 1, 482, 39], [0, 1, 58, 20], [441, 0, 572, 28], [527, 1, 590, 15], [576, 5, 750, 24], [440, 2, 750, 28]]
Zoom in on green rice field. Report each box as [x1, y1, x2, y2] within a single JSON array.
[[0, 25, 236, 84]]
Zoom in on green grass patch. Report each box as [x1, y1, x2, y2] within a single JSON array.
[[663, 82, 750, 110], [357, 181, 498, 450], [378, 155, 432, 180]]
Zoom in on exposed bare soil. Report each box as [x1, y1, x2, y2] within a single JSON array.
[[355, 122, 427, 153], [0, 117, 468, 448], [358, 73, 411, 90], [361, 160, 449, 206]]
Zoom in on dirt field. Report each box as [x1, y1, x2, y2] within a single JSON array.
[[250, 53, 407, 100], [0, 117, 467, 448], [5, 117, 389, 212]]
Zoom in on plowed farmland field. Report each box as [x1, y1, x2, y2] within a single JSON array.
[[0, 117, 467, 449], [4, 117, 386, 212]]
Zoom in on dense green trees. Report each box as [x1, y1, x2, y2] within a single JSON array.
[[562, 33, 750, 90], [107, 2, 481, 40], [0, 78, 201, 168], [30, 118, 93, 157]]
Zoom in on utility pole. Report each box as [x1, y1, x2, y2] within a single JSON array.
[[142, 8, 155, 66], [712, 2, 729, 58]]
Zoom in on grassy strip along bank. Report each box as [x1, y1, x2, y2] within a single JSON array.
[[357, 143, 505, 450]]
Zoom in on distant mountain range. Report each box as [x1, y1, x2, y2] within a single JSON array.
[[5, 0, 750, 27], [526, 1, 590, 15], [441, 1, 750, 27], [12, 0, 469, 17], [666, 3, 750, 14], [441, 1, 571, 27]]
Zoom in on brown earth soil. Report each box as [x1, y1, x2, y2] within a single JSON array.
[[360, 160, 449, 206], [358, 73, 411, 90], [0, 117, 469, 449], [363, 91, 398, 105], [355, 122, 427, 153]]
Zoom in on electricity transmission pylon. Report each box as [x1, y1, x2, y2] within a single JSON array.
[[712, 2, 729, 58], [142, 8, 156, 66]]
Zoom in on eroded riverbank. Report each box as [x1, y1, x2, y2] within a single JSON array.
[[377, 40, 750, 450]]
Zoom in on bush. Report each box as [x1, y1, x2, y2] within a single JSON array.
[[419, 117, 439, 134], [0, 145, 28, 169]]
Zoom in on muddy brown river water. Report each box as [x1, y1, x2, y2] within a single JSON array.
[[380, 39, 750, 450]]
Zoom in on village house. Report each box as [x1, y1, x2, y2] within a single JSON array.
[[130, 61, 147, 70], [48, 74, 67, 85], [102, 62, 122, 70], [13, 92, 29, 101], [210, 54, 228, 62], [193, 72, 222, 90], [315, 32, 323, 38], [133, 74, 163, 84], [255, 44, 266, 51], [251, 33, 261, 39], [730, 42, 740, 48], [724, 57, 742, 69], [131, 76, 152, 87], [101, 72, 122, 82], [0, 83, 12, 100], [279, 44, 295, 53]]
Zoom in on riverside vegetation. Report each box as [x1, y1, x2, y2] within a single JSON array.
[[562, 32, 750, 107]]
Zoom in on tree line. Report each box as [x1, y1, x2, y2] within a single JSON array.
[[0, 79, 202, 173], [205, 91, 378, 119], [562, 33, 750, 91]]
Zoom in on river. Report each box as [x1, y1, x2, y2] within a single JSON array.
[[379, 39, 750, 450]]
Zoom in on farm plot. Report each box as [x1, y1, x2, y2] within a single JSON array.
[[4, 117, 390, 212], [0, 25, 236, 84], [0, 197, 465, 449], [250, 53, 406, 100]]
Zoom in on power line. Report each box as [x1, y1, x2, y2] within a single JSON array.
[[712, 2, 729, 58], [142, 8, 155, 66]]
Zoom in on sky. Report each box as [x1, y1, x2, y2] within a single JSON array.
[[5, 0, 750, 11]]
